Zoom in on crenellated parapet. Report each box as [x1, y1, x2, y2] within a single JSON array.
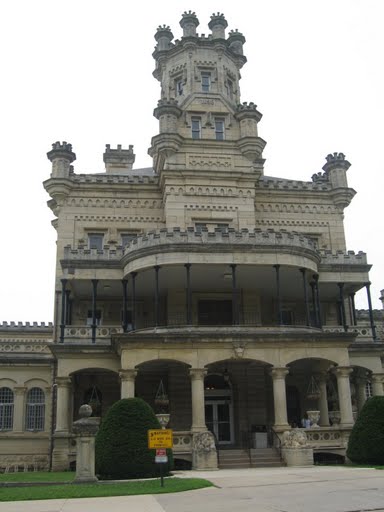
[[179, 11, 200, 38], [0, 321, 53, 330], [47, 141, 76, 178], [103, 144, 136, 174]]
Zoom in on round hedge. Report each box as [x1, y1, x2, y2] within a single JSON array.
[[347, 396, 384, 465], [95, 398, 173, 479]]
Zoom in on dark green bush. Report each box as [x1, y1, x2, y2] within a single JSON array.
[[347, 396, 384, 465], [95, 398, 173, 479]]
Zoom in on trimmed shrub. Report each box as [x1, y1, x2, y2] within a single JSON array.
[[95, 398, 173, 479], [347, 396, 384, 465]]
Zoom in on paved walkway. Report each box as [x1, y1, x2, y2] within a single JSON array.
[[2, 466, 384, 512]]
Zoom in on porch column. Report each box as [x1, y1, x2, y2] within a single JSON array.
[[270, 367, 289, 428], [314, 274, 322, 328], [274, 264, 282, 325], [230, 264, 239, 325], [121, 279, 128, 332], [300, 269, 310, 326], [55, 377, 72, 432], [189, 368, 207, 432], [334, 367, 354, 427], [310, 281, 317, 327], [154, 266, 160, 327], [349, 292, 357, 326], [119, 369, 137, 398], [371, 373, 384, 396], [131, 272, 137, 330], [59, 278, 67, 343], [13, 386, 26, 432], [185, 263, 192, 325], [356, 376, 367, 412], [337, 282, 348, 332], [65, 289, 72, 325], [317, 374, 330, 426], [365, 282, 377, 341], [91, 279, 98, 343]]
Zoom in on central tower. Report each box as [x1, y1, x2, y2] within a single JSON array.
[[149, 11, 266, 230]]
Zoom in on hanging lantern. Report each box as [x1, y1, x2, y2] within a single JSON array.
[[306, 376, 321, 401]]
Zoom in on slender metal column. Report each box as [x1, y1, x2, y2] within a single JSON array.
[[314, 274, 322, 328], [121, 279, 128, 332], [274, 264, 282, 325], [310, 281, 316, 327], [338, 282, 348, 332], [154, 266, 160, 327], [365, 282, 377, 341], [349, 292, 357, 326], [91, 279, 98, 343], [131, 272, 137, 331], [300, 268, 310, 326], [65, 289, 71, 325], [185, 263, 192, 325], [59, 279, 67, 343], [230, 264, 239, 325]]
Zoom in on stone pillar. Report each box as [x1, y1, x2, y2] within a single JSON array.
[[356, 377, 367, 412], [270, 367, 290, 429], [72, 404, 100, 483], [317, 374, 330, 426], [119, 369, 137, 398], [190, 368, 207, 432], [371, 373, 384, 396], [55, 377, 72, 432], [13, 387, 26, 432], [334, 367, 354, 427]]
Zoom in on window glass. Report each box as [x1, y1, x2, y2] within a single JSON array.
[[191, 117, 201, 139], [215, 119, 225, 140], [195, 223, 207, 232], [201, 73, 211, 92], [88, 233, 104, 250], [176, 79, 183, 96], [26, 388, 45, 431], [0, 387, 14, 431], [121, 233, 137, 247], [226, 79, 234, 99]]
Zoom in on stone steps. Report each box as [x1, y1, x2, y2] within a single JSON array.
[[218, 448, 284, 469]]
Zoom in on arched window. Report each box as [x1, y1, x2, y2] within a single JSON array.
[[0, 387, 14, 431], [25, 388, 45, 431]]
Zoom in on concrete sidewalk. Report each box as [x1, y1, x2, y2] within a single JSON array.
[[2, 466, 384, 512]]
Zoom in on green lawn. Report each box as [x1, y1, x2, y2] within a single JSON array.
[[0, 477, 213, 502], [0, 471, 75, 483]]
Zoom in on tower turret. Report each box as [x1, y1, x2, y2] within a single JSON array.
[[47, 141, 76, 178], [103, 144, 135, 174], [208, 12, 228, 40], [322, 153, 355, 209], [154, 25, 174, 52], [179, 11, 199, 37]]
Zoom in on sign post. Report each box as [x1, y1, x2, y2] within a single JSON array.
[[148, 429, 173, 487]]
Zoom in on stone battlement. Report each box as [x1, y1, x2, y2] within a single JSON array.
[[0, 321, 53, 330], [71, 173, 157, 184], [260, 177, 331, 191], [318, 249, 368, 265]]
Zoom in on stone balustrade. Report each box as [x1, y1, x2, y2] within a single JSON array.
[[64, 326, 123, 342], [173, 431, 193, 454]]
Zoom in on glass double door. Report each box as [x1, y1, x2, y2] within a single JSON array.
[[205, 400, 233, 444]]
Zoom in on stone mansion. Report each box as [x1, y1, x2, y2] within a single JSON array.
[[1, 11, 384, 471]]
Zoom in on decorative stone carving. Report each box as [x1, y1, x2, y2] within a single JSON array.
[[192, 431, 218, 470], [282, 429, 308, 448], [281, 429, 313, 467]]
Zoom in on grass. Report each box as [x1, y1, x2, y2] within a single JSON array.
[[0, 477, 213, 502], [0, 471, 75, 483]]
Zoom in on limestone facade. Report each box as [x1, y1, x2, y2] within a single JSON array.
[[1, 11, 384, 471]]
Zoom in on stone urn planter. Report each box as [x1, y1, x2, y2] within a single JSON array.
[[306, 410, 320, 428], [156, 413, 170, 429]]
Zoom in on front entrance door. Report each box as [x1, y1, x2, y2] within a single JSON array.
[[205, 400, 233, 444]]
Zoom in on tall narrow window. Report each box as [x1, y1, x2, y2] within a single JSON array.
[[176, 79, 183, 96], [0, 387, 14, 431], [201, 72, 211, 93], [88, 233, 104, 250], [215, 118, 225, 140], [226, 79, 234, 99], [191, 117, 201, 139], [26, 388, 45, 431]]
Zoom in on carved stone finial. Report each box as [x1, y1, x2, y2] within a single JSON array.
[[79, 404, 92, 419]]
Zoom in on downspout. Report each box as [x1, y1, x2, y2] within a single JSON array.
[[48, 289, 60, 471]]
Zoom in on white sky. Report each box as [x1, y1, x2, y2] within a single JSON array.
[[0, 0, 383, 322]]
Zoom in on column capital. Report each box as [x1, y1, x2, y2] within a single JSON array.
[[333, 366, 353, 378], [270, 367, 289, 379], [371, 373, 384, 384], [119, 369, 137, 381], [13, 386, 27, 396], [55, 376, 72, 388], [189, 368, 207, 380]]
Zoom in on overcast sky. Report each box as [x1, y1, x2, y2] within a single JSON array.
[[0, 0, 383, 322]]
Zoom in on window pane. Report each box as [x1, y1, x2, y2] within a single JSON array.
[[201, 73, 211, 92], [191, 118, 201, 139], [88, 233, 104, 250], [0, 387, 14, 431], [26, 388, 45, 431], [215, 119, 225, 140], [121, 233, 137, 247]]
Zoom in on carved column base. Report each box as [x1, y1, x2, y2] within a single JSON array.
[[192, 431, 218, 470]]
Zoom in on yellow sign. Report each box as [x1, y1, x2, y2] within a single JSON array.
[[148, 429, 173, 449]]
